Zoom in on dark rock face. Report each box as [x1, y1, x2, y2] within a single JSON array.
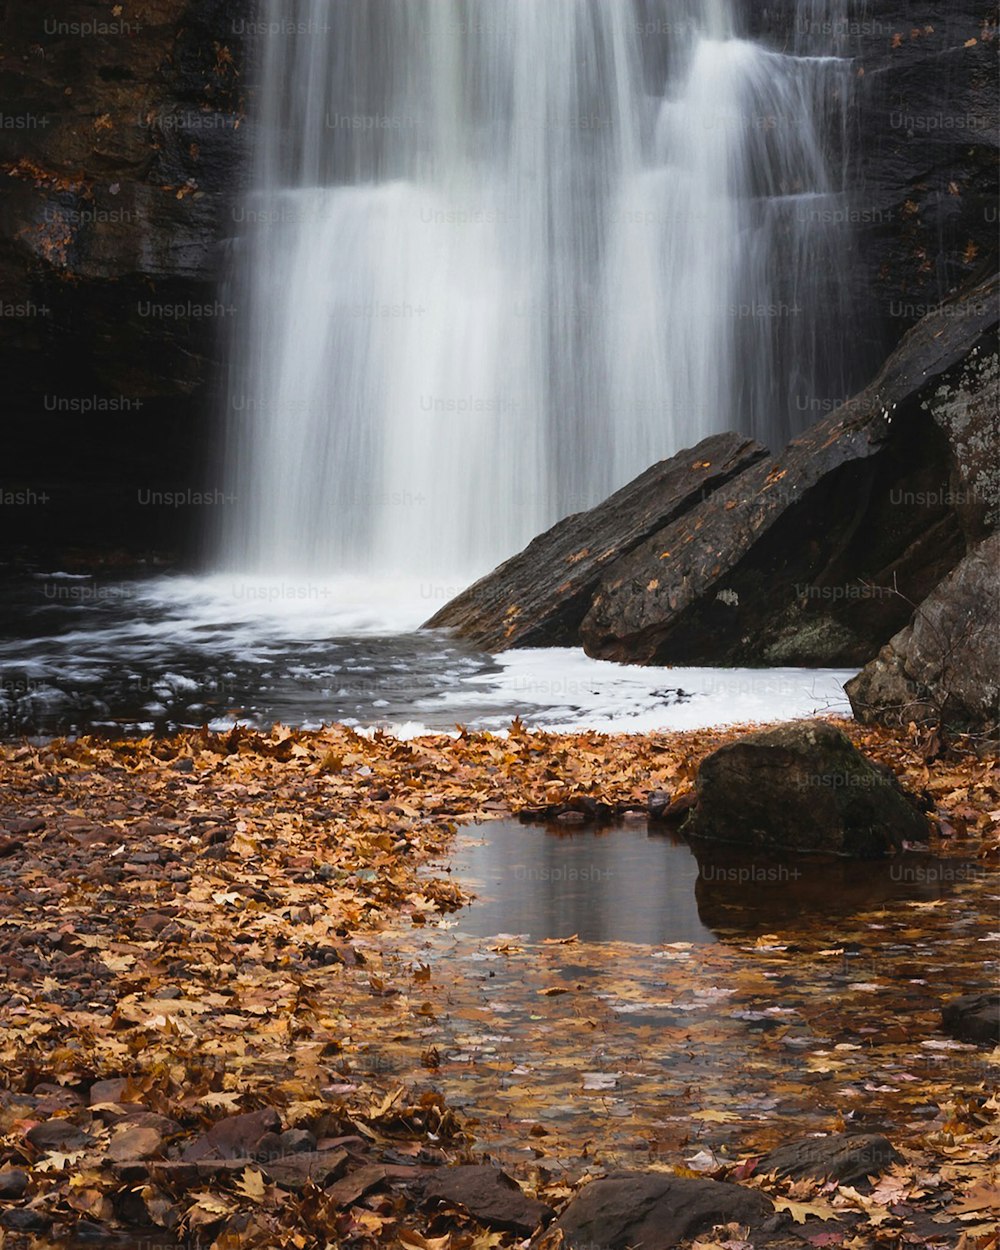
[[0, 0, 249, 554], [757, 1133, 903, 1187], [682, 720, 929, 858], [941, 991, 1000, 1045], [555, 1172, 773, 1250], [422, 1165, 554, 1235], [745, 3, 999, 350], [847, 532, 1000, 736], [580, 276, 998, 667], [424, 433, 767, 650]]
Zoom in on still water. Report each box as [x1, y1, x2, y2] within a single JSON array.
[[445, 820, 988, 943]]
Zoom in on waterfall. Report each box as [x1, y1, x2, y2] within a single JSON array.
[[218, 0, 860, 581]]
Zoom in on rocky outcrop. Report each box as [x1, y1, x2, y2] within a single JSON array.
[[424, 433, 767, 649], [554, 1172, 774, 1250], [579, 276, 997, 666], [846, 533, 1000, 737], [746, 3, 999, 348], [682, 720, 929, 858], [428, 277, 997, 667]]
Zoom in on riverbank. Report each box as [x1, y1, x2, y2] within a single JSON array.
[[0, 720, 997, 1247]]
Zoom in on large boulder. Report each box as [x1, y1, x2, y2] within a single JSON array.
[[682, 720, 929, 858], [847, 533, 1000, 737], [555, 1172, 774, 1250], [581, 276, 998, 666], [424, 278, 996, 666], [424, 433, 767, 650]]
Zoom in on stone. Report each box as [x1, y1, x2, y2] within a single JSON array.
[[757, 1134, 903, 1187], [0, 1169, 29, 1199], [682, 720, 929, 858], [423, 1164, 555, 1235], [942, 992, 1000, 1046], [264, 1149, 350, 1191], [1, 1208, 51, 1232], [276, 1128, 316, 1155], [555, 1172, 773, 1250], [424, 433, 767, 649], [89, 1079, 131, 1106], [581, 277, 998, 667], [105, 1125, 164, 1163], [3, 818, 44, 835], [25, 1119, 95, 1153], [847, 533, 1000, 737], [181, 1107, 281, 1162]]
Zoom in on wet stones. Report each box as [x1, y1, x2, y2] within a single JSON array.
[[941, 991, 1000, 1046], [757, 1133, 903, 1187], [555, 1172, 774, 1250]]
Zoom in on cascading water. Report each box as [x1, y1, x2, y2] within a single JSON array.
[[218, 0, 861, 582]]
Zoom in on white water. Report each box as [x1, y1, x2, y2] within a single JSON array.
[[219, 0, 858, 581]]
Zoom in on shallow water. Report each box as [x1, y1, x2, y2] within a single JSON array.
[[0, 571, 854, 739], [446, 820, 989, 944]]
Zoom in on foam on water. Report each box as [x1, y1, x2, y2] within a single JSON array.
[[0, 574, 854, 739]]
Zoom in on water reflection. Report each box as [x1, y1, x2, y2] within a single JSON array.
[[449, 820, 988, 943], [450, 820, 713, 944]]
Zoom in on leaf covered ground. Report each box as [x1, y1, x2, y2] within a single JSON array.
[[0, 719, 997, 1249]]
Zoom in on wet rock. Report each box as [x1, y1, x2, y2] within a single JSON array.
[[682, 720, 929, 858], [758, 1133, 903, 1187], [423, 1164, 554, 1235], [580, 278, 998, 666], [424, 433, 767, 650], [847, 532, 1000, 737], [1, 1208, 51, 1232], [0, 1169, 29, 1199], [182, 1107, 281, 1162], [26, 1120, 95, 1153], [555, 1172, 773, 1250], [942, 991, 1000, 1046]]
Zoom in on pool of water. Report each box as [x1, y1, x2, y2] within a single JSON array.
[[0, 569, 855, 739], [445, 820, 989, 943]]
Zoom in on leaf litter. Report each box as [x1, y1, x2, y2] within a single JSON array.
[[0, 718, 996, 1248]]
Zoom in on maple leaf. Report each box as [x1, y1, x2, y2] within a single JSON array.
[[233, 1167, 267, 1203], [952, 1183, 1000, 1214], [773, 1197, 841, 1224]]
